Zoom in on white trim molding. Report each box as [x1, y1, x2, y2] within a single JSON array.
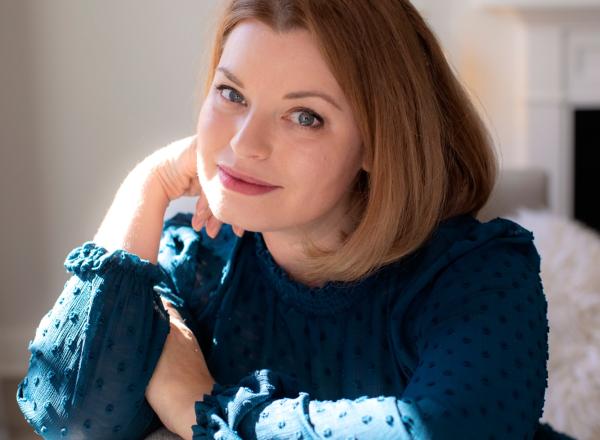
[[477, 0, 600, 13]]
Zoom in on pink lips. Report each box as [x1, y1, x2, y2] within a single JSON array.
[[217, 165, 276, 187], [217, 165, 280, 196]]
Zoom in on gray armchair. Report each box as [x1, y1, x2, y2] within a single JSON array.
[[477, 167, 549, 221]]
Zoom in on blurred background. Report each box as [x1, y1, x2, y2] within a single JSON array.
[[1, 0, 599, 439]]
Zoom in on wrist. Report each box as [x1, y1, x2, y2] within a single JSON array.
[[133, 154, 175, 201], [93, 163, 170, 262], [169, 377, 216, 439], [141, 139, 196, 202]]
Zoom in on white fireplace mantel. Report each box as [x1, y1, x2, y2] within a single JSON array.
[[479, 0, 600, 16], [478, 0, 600, 217]]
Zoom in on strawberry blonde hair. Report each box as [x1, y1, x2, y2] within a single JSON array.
[[196, 0, 498, 285]]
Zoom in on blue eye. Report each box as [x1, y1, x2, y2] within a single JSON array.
[[215, 84, 245, 105], [289, 109, 324, 131], [214, 84, 325, 131]]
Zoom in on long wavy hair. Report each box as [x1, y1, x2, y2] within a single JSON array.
[[195, 0, 498, 285]]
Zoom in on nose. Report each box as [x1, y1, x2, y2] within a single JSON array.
[[230, 110, 272, 160]]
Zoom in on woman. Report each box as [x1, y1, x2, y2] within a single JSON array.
[[16, 0, 575, 439]]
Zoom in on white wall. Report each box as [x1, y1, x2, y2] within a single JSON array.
[[0, 0, 220, 376], [419, 0, 528, 168], [0, 0, 527, 376]]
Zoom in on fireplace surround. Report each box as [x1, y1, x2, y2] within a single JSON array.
[[481, 0, 600, 224]]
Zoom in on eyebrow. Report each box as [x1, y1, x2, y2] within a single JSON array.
[[216, 66, 342, 111]]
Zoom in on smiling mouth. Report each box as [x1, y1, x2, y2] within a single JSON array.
[[217, 166, 281, 196], [217, 165, 278, 187]]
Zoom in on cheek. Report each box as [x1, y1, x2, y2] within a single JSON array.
[[195, 106, 228, 168], [197, 107, 221, 146], [196, 108, 223, 186], [291, 154, 354, 206]]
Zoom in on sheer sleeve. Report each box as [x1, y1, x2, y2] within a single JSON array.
[[15, 212, 222, 439], [389, 231, 549, 439], [190, 369, 417, 440]]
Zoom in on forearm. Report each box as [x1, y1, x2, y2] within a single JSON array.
[[93, 158, 169, 264]]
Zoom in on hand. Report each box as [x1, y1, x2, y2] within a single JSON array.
[[190, 187, 246, 239], [146, 298, 216, 439], [143, 135, 245, 239]]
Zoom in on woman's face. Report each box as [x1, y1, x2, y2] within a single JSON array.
[[196, 18, 366, 234]]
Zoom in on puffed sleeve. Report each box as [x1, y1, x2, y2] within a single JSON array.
[[14, 212, 216, 439], [188, 224, 552, 440]]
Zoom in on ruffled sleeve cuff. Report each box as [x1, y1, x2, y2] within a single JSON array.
[[191, 370, 300, 440], [192, 383, 229, 439], [64, 241, 166, 283]]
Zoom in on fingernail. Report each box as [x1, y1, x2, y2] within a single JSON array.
[[195, 217, 204, 232], [206, 218, 216, 239]]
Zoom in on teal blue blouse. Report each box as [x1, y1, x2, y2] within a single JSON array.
[[16, 212, 575, 439]]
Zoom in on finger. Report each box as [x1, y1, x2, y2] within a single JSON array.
[[194, 191, 212, 223], [192, 197, 208, 231], [206, 215, 223, 239], [232, 225, 245, 238], [192, 214, 201, 232], [195, 190, 209, 214], [208, 215, 223, 239]]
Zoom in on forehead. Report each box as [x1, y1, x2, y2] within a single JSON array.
[[219, 19, 342, 94]]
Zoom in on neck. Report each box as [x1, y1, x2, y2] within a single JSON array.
[[260, 194, 356, 288]]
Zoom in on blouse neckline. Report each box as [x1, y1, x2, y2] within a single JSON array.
[[252, 231, 387, 315], [250, 214, 477, 315]]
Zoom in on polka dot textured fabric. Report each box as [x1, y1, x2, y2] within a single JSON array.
[[15, 213, 575, 439]]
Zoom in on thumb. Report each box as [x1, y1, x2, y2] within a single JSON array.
[[183, 173, 203, 197]]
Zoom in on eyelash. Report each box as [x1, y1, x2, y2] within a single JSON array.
[[214, 84, 325, 131]]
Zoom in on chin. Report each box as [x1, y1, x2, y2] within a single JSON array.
[[204, 200, 263, 233], [202, 191, 273, 232], [213, 208, 295, 234]]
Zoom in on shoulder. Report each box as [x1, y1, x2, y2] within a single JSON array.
[[428, 215, 543, 302], [389, 214, 545, 332], [443, 215, 540, 274], [398, 214, 541, 294], [389, 215, 549, 373]]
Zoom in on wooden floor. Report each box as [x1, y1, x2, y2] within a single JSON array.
[[1, 376, 37, 440]]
